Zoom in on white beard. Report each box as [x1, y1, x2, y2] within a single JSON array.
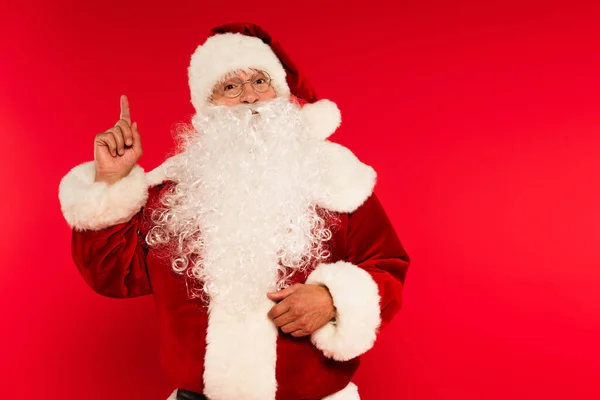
[[148, 98, 332, 313]]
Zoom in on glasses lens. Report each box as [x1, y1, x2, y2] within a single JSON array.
[[220, 77, 243, 98], [251, 71, 271, 93]]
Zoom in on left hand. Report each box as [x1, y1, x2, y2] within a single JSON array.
[[267, 283, 336, 337]]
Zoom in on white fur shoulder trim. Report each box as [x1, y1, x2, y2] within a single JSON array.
[[306, 261, 381, 361], [145, 160, 170, 187], [145, 153, 184, 187], [58, 161, 148, 231], [312, 142, 376, 213]]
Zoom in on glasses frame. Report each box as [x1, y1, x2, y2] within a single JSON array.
[[213, 70, 273, 99]]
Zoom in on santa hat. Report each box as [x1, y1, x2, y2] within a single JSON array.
[[188, 23, 341, 139], [189, 24, 337, 115]]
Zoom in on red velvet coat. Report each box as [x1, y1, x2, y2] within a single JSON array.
[[59, 134, 409, 400]]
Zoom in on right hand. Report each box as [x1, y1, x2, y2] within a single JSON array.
[[94, 95, 143, 184]]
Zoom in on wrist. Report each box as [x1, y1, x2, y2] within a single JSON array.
[[322, 286, 337, 321], [94, 168, 131, 185], [94, 173, 121, 185]]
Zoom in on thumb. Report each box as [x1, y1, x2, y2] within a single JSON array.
[[267, 284, 301, 300]]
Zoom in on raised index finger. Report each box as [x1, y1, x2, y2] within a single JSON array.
[[120, 94, 131, 124]]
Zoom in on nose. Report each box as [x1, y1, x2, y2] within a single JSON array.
[[239, 82, 259, 104]]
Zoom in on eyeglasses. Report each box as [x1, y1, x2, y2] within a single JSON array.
[[213, 70, 272, 98]]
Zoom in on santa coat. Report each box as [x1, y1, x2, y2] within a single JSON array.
[[58, 127, 410, 399]]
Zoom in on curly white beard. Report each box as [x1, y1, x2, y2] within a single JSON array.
[[147, 98, 332, 312]]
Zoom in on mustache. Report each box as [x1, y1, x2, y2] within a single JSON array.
[[193, 98, 299, 127]]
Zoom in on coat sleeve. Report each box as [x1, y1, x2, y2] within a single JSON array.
[[58, 161, 154, 298], [306, 193, 410, 361]]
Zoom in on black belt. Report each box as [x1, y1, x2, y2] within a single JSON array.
[[176, 389, 208, 400]]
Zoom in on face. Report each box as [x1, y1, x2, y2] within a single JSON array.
[[211, 69, 278, 106]]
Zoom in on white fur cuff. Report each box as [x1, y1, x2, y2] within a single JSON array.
[[306, 261, 381, 361], [58, 161, 148, 231]]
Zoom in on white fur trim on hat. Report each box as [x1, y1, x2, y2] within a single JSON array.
[[188, 33, 290, 113], [306, 261, 382, 362], [323, 382, 361, 400], [58, 161, 148, 231], [301, 99, 342, 140]]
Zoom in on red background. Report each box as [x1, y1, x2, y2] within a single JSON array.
[[1, 0, 599, 399]]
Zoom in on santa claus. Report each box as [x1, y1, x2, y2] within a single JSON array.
[[58, 23, 410, 400]]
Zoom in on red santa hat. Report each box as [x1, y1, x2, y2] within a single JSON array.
[[188, 22, 342, 141], [188, 22, 322, 110]]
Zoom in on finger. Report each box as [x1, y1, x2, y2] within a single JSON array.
[[291, 330, 310, 338], [273, 311, 296, 328], [281, 321, 301, 334], [115, 119, 133, 147], [120, 95, 131, 124], [97, 132, 118, 157], [268, 301, 291, 320], [131, 121, 142, 152], [267, 284, 302, 301], [112, 126, 126, 156]]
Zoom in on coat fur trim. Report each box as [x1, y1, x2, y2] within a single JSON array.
[[203, 299, 278, 400], [58, 161, 148, 231], [147, 140, 375, 214], [306, 261, 381, 361], [311, 141, 377, 213]]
